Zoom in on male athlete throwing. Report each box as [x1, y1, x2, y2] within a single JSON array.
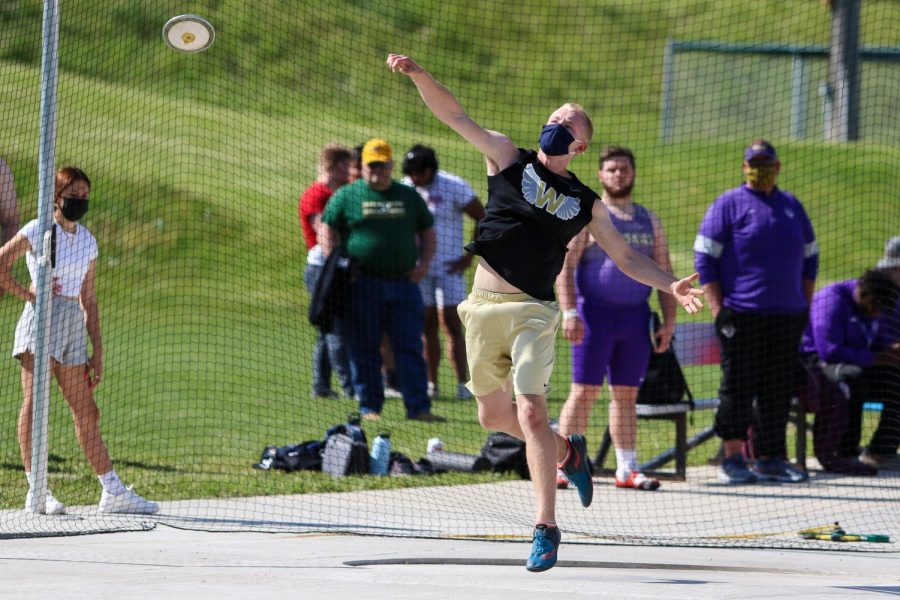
[[388, 53, 704, 571]]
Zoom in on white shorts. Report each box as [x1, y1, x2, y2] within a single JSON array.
[[13, 297, 89, 365], [418, 271, 467, 308]]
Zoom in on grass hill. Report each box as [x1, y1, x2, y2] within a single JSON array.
[[0, 0, 897, 509]]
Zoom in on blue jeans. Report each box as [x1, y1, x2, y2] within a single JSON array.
[[346, 274, 430, 417], [305, 263, 353, 397]]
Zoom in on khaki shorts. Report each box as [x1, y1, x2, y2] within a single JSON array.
[[457, 288, 560, 397]]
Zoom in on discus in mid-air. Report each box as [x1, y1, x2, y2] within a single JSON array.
[[162, 14, 216, 54]]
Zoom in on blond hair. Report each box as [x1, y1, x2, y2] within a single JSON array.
[[559, 103, 594, 143]]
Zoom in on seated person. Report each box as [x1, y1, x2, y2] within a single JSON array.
[[867, 236, 900, 466], [799, 269, 900, 474]]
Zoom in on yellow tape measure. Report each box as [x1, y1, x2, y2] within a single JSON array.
[[799, 522, 890, 543]]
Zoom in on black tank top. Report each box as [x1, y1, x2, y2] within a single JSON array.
[[465, 149, 597, 300]]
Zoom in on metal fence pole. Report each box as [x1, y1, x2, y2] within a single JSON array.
[[26, 0, 60, 514], [790, 54, 808, 139], [828, 0, 862, 141], [660, 39, 675, 144]]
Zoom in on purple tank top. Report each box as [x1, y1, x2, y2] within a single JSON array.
[[576, 203, 654, 307]]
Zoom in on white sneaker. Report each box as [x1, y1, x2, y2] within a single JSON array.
[[427, 382, 438, 399], [24, 488, 66, 515], [98, 486, 159, 514], [456, 383, 473, 400]]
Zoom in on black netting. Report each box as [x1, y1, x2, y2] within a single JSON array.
[[0, 1, 898, 550]]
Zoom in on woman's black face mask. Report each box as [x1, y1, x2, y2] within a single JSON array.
[[60, 196, 89, 222]]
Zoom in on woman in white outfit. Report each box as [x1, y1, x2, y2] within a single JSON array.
[[0, 167, 157, 515]]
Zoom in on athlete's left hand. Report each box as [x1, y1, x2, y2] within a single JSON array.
[[670, 273, 704, 314]]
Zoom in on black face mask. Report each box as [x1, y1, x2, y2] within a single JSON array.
[[60, 197, 89, 222]]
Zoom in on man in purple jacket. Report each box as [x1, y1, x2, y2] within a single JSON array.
[[800, 270, 900, 472], [695, 140, 818, 484]]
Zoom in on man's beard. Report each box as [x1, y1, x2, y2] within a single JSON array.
[[603, 182, 633, 199]]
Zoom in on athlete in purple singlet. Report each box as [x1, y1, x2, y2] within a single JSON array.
[[557, 147, 677, 491]]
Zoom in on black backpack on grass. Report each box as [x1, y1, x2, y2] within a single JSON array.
[[321, 415, 370, 476], [481, 432, 530, 480], [322, 433, 369, 476]]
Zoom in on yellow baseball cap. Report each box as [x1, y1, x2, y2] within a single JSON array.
[[361, 138, 393, 165]]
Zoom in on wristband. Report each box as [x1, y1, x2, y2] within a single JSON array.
[[562, 309, 579, 321]]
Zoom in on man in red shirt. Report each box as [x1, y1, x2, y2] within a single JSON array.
[[299, 143, 354, 399]]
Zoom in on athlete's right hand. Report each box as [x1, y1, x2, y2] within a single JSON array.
[[562, 314, 584, 344], [387, 54, 424, 77], [670, 272, 704, 314]]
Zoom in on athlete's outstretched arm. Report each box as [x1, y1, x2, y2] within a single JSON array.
[[587, 202, 704, 314], [387, 53, 518, 173]]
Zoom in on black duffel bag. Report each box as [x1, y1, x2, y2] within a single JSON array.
[[481, 432, 530, 480], [636, 312, 694, 407]]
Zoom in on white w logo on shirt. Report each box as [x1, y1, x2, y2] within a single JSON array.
[[521, 164, 581, 220]]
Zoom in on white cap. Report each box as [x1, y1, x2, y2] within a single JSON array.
[[877, 236, 900, 269]]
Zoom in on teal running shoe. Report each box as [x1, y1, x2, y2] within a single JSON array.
[[561, 434, 593, 507], [526, 524, 561, 572]]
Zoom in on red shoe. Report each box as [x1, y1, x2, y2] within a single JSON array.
[[556, 468, 570, 489], [615, 471, 661, 491]]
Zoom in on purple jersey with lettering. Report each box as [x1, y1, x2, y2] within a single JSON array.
[[694, 184, 818, 315], [576, 203, 654, 307]]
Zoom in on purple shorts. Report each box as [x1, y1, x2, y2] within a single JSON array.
[[571, 303, 652, 387]]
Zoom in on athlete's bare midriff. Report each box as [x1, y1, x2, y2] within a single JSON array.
[[472, 258, 524, 294]]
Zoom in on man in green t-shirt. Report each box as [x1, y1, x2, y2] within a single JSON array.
[[321, 138, 444, 422]]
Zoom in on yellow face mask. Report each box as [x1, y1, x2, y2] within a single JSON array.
[[745, 165, 776, 189]]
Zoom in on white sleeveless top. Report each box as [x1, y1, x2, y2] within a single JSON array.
[[21, 219, 98, 297]]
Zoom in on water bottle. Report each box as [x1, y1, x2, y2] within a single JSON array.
[[426, 437, 444, 454], [370, 433, 391, 476]]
